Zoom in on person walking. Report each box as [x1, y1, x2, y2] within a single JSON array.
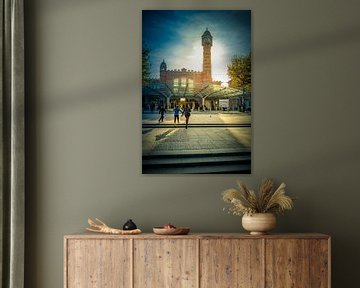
[[173, 105, 181, 124], [182, 104, 191, 129], [158, 106, 166, 123]]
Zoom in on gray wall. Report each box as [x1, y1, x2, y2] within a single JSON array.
[[25, 0, 360, 287]]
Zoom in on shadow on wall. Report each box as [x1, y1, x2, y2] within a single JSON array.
[[42, 74, 139, 113], [36, 23, 360, 113], [272, 141, 360, 288], [256, 23, 360, 63], [38, 0, 105, 10]]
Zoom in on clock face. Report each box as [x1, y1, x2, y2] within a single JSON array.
[[203, 37, 211, 45]]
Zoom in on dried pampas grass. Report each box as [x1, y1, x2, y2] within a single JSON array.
[[222, 179, 294, 216]]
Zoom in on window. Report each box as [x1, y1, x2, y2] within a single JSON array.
[[188, 79, 194, 92], [181, 78, 187, 87], [188, 79, 194, 88]]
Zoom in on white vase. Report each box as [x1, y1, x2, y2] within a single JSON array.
[[242, 213, 276, 235]]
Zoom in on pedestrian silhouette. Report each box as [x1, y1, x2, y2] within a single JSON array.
[[182, 104, 191, 129], [173, 105, 181, 124], [158, 106, 166, 123]]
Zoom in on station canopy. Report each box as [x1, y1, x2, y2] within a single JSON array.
[[143, 82, 247, 100]]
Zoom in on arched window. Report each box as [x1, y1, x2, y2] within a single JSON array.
[[181, 78, 187, 87], [188, 79, 194, 88], [188, 79, 194, 92]]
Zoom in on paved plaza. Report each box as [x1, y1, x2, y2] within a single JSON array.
[[142, 111, 251, 126], [142, 112, 251, 174]]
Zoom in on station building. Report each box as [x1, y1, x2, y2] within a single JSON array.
[[143, 29, 250, 112]]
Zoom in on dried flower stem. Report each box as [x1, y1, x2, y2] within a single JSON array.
[[222, 179, 294, 216]]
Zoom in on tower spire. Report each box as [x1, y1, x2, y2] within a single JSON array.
[[201, 28, 213, 83], [160, 59, 167, 82]]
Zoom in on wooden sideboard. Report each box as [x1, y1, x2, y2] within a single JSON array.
[[64, 233, 330, 288]]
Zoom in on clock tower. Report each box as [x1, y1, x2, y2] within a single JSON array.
[[201, 28, 213, 83], [160, 59, 167, 82]]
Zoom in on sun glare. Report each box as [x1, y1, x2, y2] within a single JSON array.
[[212, 42, 230, 83], [182, 40, 230, 84]]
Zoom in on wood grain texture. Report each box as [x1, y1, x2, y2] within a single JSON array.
[[200, 239, 264, 288], [265, 239, 310, 288], [66, 239, 131, 288], [65, 233, 330, 240], [64, 234, 330, 288], [310, 239, 329, 288], [133, 239, 197, 288]]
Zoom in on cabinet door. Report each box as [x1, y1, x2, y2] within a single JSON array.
[[200, 239, 264, 288], [265, 239, 329, 288], [66, 239, 131, 288], [266, 239, 310, 288], [134, 239, 198, 288], [309, 239, 330, 288]]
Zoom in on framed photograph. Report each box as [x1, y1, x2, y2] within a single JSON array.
[[142, 10, 251, 174]]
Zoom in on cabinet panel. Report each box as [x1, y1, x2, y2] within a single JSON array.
[[65, 234, 330, 288], [66, 239, 131, 288], [200, 239, 264, 288], [310, 239, 330, 288], [265, 239, 310, 288], [134, 239, 198, 288]]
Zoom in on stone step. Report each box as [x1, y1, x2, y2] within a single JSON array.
[[142, 152, 251, 174], [143, 150, 250, 159], [143, 163, 251, 174], [142, 123, 251, 128]]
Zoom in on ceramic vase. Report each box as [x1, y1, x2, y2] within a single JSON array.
[[242, 213, 276, 235]]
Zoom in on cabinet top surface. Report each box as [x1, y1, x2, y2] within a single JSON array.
[[64, 232, 330, 240]]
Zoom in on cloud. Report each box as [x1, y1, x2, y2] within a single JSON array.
[[143, 10, 251, 82]]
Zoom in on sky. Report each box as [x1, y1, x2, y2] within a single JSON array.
[[142, 10, 251, 83]]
